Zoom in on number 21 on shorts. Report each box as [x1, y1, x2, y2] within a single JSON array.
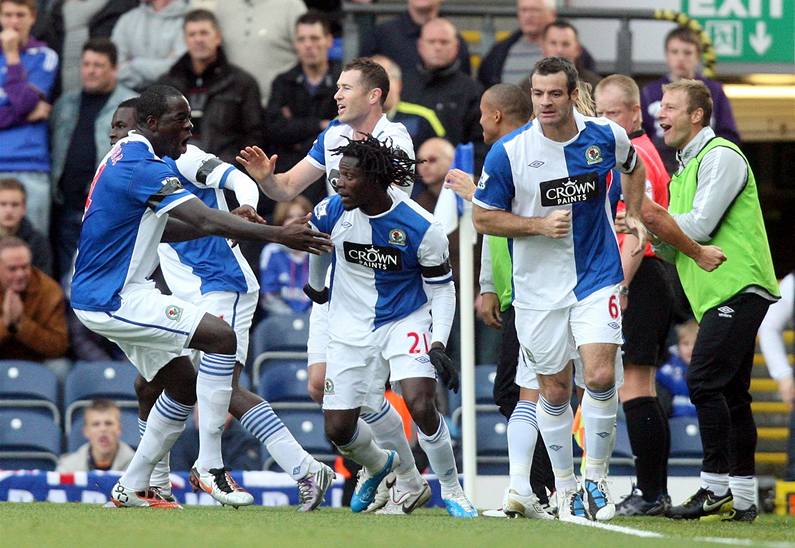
[[407, 331, 431, 354]]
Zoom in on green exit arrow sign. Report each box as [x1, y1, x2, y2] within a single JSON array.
[[682, 0, 794, 63]]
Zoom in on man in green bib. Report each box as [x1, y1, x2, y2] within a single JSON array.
[[651, 79, 779, 522]]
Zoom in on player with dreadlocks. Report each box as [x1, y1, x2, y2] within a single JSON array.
[[304, 134, 477, 518]]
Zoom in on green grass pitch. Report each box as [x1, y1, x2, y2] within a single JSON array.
[[1, 504, 793, 548]]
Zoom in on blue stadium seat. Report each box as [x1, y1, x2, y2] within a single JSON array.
[[262, 409, 334, 470], [251, 312, 310, 356], [0, 410, 61, 470], [0, 360, 60, 424], [476, 409, 508, 457], [250, 312, 310, 387], [669, 416, 703, 458], [63, 361, 138, 430], [67, 407, 141, 453], [475, 364, 498, 404], [258, 361, 315, 408]]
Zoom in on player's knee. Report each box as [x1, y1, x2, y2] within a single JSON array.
[[584, 365, 615, 392], [325, 417, 356, 447], [404, 393, 437, 430], [134, 375, 161, 408]]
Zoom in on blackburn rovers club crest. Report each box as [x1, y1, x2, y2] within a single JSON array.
[[165, 305, 183, 322], [324, 378, 335, 395], [585, 145, 603, 165], [388, 228, 407, 246]]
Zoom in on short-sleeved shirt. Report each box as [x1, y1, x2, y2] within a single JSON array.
[[71, 133, 196, 311], [309, 187, 451, 344], [157, 145, 259, 296], [306, 114, 415, 196], [473, 110, 637, 310]]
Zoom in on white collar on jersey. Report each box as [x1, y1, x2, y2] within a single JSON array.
[[532, 109, 588, 142], [114, 131, 158, 158]]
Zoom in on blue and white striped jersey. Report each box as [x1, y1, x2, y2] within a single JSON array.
[[71, 133, 196, 312], [310, 187, 451, 343], [473, 111, 636, 310], [157, 145, 259, 296], [306, 114, 415, 196]]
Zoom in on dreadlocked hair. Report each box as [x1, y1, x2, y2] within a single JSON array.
[[330, 133, 419, 190]]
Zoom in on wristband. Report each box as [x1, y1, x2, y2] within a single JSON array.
[[619, 285, 630, 296]]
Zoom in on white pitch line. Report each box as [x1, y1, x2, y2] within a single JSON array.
[[567, 519, 795, 548], [566, 518, 664, 538]]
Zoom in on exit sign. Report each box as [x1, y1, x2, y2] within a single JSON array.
[[682, 0, 794, 63]]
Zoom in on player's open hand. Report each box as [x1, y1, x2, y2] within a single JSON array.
[[695, 244, 726, 272], [428, 345, 460, 393], [230, 205, 266, 224], [278, 221, 332, 255], [540, 210, 571, 238], [237, 146, 278, 184], [444, 169, 476, 202], [614, 209, 630, 234]]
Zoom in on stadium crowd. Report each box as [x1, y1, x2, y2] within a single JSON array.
[[0, 0, 792, 521]]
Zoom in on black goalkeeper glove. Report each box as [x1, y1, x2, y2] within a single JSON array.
[[428, 346, 459, 393], [303, 284, 329, 304]]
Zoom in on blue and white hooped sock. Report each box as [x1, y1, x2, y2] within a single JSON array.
[[195, 353, 236, 472], [507, 400, 539, 496]]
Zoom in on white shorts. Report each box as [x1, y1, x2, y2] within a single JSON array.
[[515, 284, 623, 377], [322, 306, 437, 413], [186, 290, 258, 365], [74, 285, 203, 382]]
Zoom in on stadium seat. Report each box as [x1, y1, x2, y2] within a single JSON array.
[[67, 407, 142, 453], [0, 360, 60, 424], [669, 416, 703, 458], [475, 364, 498, 404], [476, 410, 508, 457], [258, 361, 315, 409], [63, 361, 138, 430], [0, 410, 61, 470], [262, 409, 334, 470], [250, 312, 310, 386]]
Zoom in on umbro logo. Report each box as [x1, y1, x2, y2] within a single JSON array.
[[341, 221, 352, 228], [548, 444, 563, 452], [528, 160, 545, 168], [717, 305, 734, 318], [596, 431, 610, 438]]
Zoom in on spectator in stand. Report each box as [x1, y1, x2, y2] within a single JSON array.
[[39, 0, 138, 95], [158, 8, 263, 164], [0, 178, 51, 275], [57, 399, 135, 472], [359, 0, 471, 79], [264, 10, 339, 203], [656, 320, 698, 419], [758, 272, 795, 481], [414, 137, 453, 213], [372, 54, 445, 154], [401, 18, 482, 152], [477, 0, 552, 88], [0, 0, 58, 235], [542, 20, 600, 89], [258, 196, 313, 316], [641, 27, 740, 173], [110, 0, 188, 91], [206, 0, 307, 105], [50, 37, 135, 279], [0, 236, 67, 360]]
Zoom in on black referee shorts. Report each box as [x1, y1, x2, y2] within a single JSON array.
[[622, 256, 674, 367]]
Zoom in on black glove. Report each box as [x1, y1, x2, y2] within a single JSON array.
[[428, 346, 459, 393], [303, 284, 329, 304]]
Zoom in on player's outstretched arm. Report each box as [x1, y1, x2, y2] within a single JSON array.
[[473, 204, 571, 239], [636, 199, 726, 272], [161, 217, 205, 243], [237, 147, 324, 202], [169, 200, 332, 254]]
